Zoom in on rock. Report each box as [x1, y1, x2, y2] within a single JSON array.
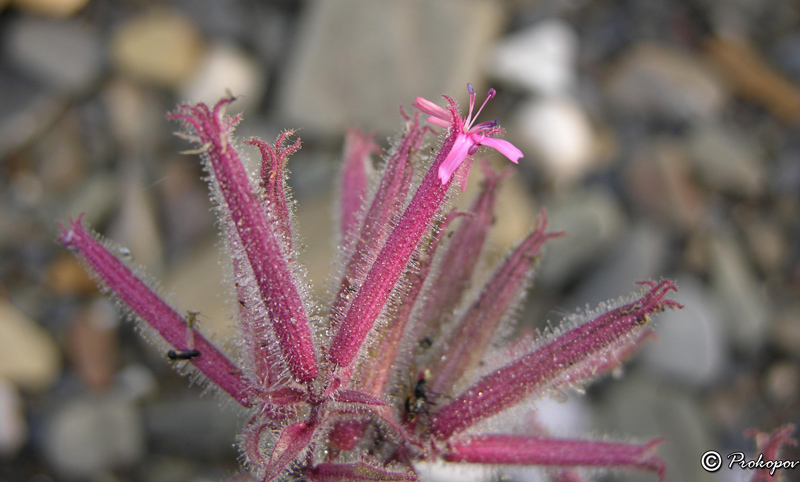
[[513, 97, 597, 187], [11, 0, 89, 17], [708, 230, 770, 352], [143, 398, 240, 460], [688, 122, 765, 197], [43, 394, 144, 478], [640, 275, 727, 387], [771, 305, 800, 356], [111, 8, 205, 88], [62, 174, 120, 227], [569, 222, 669, 308], [538, 188, 626, 286], [4, 16, 102, 93], [605, 43, 727, 122], [0, 378, 26, 457], [741, 217, 787, 273], [0, 301, 61, 392], [45, 254, 97, 296], [626, 140, 706, 230], [706, 35, 800, 124], [281, 0, 504, 136], [102, 79, 165, 152], [116, 364, 158, 401], [765, 362, 798, 404], [67, 299, 119, 390], [486, 19, 578, 96], [0, 71, 63, 159], [180, 42, 266, 114]]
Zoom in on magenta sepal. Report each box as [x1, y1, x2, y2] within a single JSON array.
[[58, 217, 251, 407], [245, 132, 301, 251], [429, 209, 563, 394], [745, 424, 797, 482], [328, 119, 456, 378], [305, 460, 417, 481], [168, 100, 318, 384], [430, 280, 682, 440], [263, 420, 316, 482], [339, 128, 378, 244], [444, 435, 666, 481], [413, 161, 505, 347], [329, 114, 424, 333]]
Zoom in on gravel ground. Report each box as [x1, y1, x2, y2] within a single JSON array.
[[1, 1, 799, 481]]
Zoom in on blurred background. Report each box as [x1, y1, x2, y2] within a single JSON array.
[[1, 0, 799, 481]]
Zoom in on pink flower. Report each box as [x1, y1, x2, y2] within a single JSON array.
[[414, 83, 523, 188]]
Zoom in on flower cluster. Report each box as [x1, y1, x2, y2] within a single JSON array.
[[59, 86, 683, 481]]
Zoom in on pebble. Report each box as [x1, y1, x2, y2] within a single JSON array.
[[538, 188, 626, 286], [180, 42, 266, 114], [708, 230, 769, 353], [568, 222, 669, 308], [605, 43, 727, 121], [640, 275, 727, 387], [765, 362, 799, 404], [688, 122, 765, 197], [487, 19, 578, 96], [770, 305, 800, 356], [4, 16, 103, 93], [102, 79, 165, 152], [706, 35, 800, 124], [513, 97, 597, 187], [143, 398, 240, 460], [741, 216, 788, 273], [0, 301, 61, 392], [46, 254, 97, 296], [0, 378, 26, 457], [67, 299, 119, 390], [62, 174, 120, 227], [111, 8, 205, 89], [280, 0, 504, 136], [43, 394, 145, 478], [11, 0, 89, 17]]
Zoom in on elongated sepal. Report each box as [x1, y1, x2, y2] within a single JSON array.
[[339, 128, 378, 243], [430, 280, 682, 440], [263, 420, 316, 482], [745, 424, 797, 482], [58, 217, 251, 406], [444, 435, 665, 481], [305, 460, 417, 482], [429, 209, 563, 394], [168, 100, 319, 384]]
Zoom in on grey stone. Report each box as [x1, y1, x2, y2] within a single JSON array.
[[280, 0, 504, 137], [640, 275, 728, 387], [4, 17, 103, 92], [688, 122, 766, 197], [538, 188, 627, 286], [44, 394, 145, 478]]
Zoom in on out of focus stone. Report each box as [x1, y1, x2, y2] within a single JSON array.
[[539, 188, 626, 286], [513, 97, 596, 187], [102, 79, 164, 151], [766, 362, 799, 404], [111, 8, 205, 88], [741, 217, 787, 273], [0, 301, 60, 392], [63, 174, 119, 227], [68, 299, 119, 390], [708, 230, 769, 352], [0, 378, 26, 457], [771, 305, 800, 356], [4, 17, 102, 92], [46, 254, 97, 296], [626, 140, 706, 230], [11, 0, 88, 17], [605, 43, 727, 121], [180, 42, 266, 114], [706, 35, 800, 124], [44, 395, 144, 478], [688, 123, 765, 197], [281, 0, 504, 136], [640, 275, 727, 387], [487, 19, 578, 96]]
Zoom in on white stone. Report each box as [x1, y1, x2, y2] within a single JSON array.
[[514, 97, 596, 186], [487, 19, 578, 95], [181, 42, 266, 114], [0, 378, 26, 456], [11, 0, 88, 17]]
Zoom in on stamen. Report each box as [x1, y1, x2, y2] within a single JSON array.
[[472, 88, 496, 127]]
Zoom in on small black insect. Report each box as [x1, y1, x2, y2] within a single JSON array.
[[167, 349, 201, 361], [404, 371, 436, 420], [418, 336, 433, 349]]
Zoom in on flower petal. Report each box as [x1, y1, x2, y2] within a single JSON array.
[[479, 136, 523, 164], [438, 133, 473, 184], [413, 97, 451, 124]]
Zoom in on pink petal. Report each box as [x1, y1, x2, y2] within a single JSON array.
[[438, 133, 473, 184], [413, 97, 451, 124], [479, 136, 523, 164]]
